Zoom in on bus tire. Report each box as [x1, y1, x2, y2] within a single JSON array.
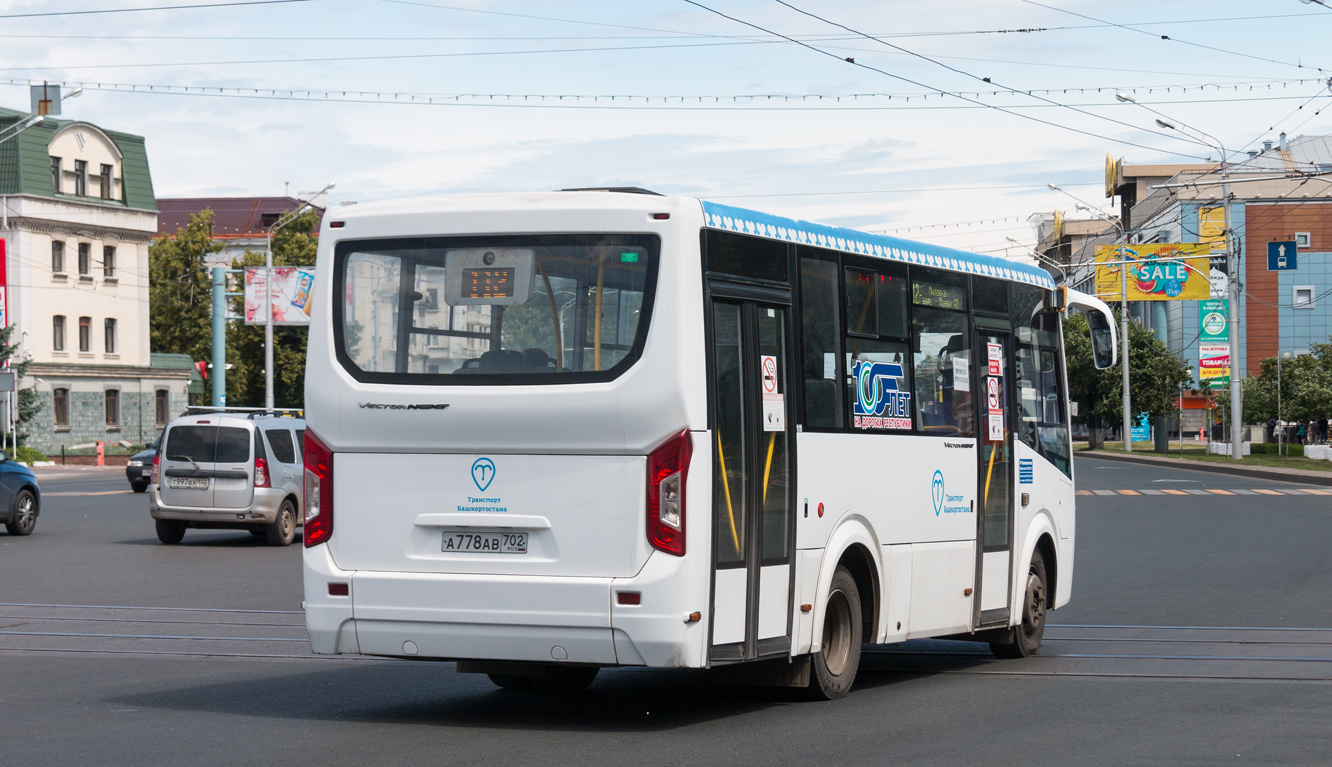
[[265, 500, 297, 547], [991, 548, 1048, 659], [155, 518, 186, 545], [487, 673, 535, 691], [806, 565, 862, 700]]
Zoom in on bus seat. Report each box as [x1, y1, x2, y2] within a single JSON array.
[[478, 349, 526, 373]]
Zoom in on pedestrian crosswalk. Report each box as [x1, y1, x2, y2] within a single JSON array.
[[1076, 487, 1331, 496]]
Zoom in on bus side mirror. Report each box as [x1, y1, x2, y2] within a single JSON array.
[[1087, 311, 1115, 370]]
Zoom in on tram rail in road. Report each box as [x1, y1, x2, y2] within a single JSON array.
[[3, 602, 1329, 683]]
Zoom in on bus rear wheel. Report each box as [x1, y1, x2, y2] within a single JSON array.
[[990, 548, 1048, 659], [806, 565, 862, 700]]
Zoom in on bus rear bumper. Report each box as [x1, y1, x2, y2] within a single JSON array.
[[303, 547, 704, 668]]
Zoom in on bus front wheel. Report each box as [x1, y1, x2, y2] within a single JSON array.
[[991, 548, 1048, 659], [806, 565, 862, 700]]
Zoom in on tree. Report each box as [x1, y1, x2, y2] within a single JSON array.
[[0, 325, 40, 447], [1242, 341, 1332, 423], [149, 211, 222, 366], [1065, 309, 1194, 449], [226, 210, 320, 408]]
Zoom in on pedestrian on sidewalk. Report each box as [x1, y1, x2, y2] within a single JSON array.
[[1297, 421, 1307, 445], [1321, 416, 1330, 444]]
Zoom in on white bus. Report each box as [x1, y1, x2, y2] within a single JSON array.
[[301, 190, 1117, 698]]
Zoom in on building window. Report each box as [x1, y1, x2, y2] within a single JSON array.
[[99, 164, 114, 199], [53, 389, 69, 427], [1295, 232, 1311, 249], [104, 318, 117, 354], [51, 241, 65, 273], [74, 160, 88, 197], [1294, 286, 1315, 310], [53, 315, 66, 351], [155, 390, 170, 426], [78, 243, 90, 275], [105, 389, 120, 427], [78, 316, 91, 352], [261, 212, 281, 228], [50, 156, 62, 192], [103, 246, 116, 278]]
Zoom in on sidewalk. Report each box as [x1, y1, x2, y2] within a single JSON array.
[[1078, 449, 1332, 486], [30, 464, 127, 481]]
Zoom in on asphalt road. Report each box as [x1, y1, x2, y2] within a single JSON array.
[[2, 457, 1330, 766]]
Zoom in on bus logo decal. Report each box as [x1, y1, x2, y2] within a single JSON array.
[[471, 457, 496, 492], [931, 471, 945, 516], [852, 360, 912, 430]]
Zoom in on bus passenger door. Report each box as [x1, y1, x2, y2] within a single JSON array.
[[975, 329, 1015, 627], [708, 297, 795, 663]]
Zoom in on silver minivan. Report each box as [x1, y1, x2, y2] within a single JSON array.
[[149, 409, 306, 546]]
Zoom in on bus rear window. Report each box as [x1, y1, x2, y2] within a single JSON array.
[[334, 234, 659, 384], [165, 426, 250, 464]]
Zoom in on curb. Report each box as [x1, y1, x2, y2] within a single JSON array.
[[1077, 450, 1332, 487]]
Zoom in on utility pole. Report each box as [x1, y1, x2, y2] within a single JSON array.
[[211, 267, 227, 407]]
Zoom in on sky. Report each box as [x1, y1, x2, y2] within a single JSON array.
[[2, 0, 1331, 257]]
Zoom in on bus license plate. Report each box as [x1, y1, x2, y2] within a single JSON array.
[[441, 530, 528, 555], [168, 477, 209, 490]]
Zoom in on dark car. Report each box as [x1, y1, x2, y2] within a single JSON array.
[[0, 450, 41, 536], [126, 438, 159, 493]]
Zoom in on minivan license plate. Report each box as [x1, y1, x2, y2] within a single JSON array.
[[168, 477, 209, 490], [441, 530, 528, 554]]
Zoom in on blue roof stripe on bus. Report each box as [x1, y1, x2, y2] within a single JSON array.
[[699, 200, 1055, 289]]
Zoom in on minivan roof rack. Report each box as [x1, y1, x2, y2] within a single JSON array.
[[557, 187, 663, 196], [182, 405, 304, 419]]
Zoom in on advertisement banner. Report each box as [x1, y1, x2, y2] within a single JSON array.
[[1199, 342, 1230, 389], [1199, 299, 1228, 343], [244, 267, 314, 325], [1094, 244, 1213, 302]]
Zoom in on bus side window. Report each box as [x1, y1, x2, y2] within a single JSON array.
[[911, 307, 973, 438], [1014, 333, 1041, 453], [798, 255, 843, 429]]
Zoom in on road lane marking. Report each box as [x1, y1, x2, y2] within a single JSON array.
[[1206, 489, 1235, 495], [1161, 489, 1189, 495], [1253, 489, 1283, 495], [1116, 489, 1139, 495]]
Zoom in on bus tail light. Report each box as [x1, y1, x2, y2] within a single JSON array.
[[150, 454, 159, 485], [647, 429, 692, 556], [254, 457, 271, 488], [303, 430, 334, 548]]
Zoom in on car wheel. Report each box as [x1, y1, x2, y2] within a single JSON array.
[[4, 489, 37, 536], [805, 565, 862, 700], [131, 482, 149, 494], [155, 518, 186, 545], [991, 548, 1048, 659], [265, 499, 297, 547]]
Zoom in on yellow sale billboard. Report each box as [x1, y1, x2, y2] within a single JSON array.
[[1094, 243, 1212, 302]]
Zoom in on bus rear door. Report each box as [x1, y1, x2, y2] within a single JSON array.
[[707, 286, 796, 664]]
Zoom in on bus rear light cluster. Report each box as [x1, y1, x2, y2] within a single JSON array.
[[647, 429, 692, 556], [303, 430, 334, 548]]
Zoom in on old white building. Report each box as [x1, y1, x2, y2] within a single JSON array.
[[0, 106, 192, 454]]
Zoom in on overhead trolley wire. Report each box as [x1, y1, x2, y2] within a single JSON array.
[[1018, 0, 1329, 75], [767, 0, 1211, 155], [0, 0, 310, 19], [679, 0, 1208, 160]]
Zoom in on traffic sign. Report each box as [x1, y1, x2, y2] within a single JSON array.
[[1267, 241, 1297, 271]]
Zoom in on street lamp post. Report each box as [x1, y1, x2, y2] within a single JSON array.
[[1115, 93, 1243, 459], [263, 182, 333, 409]]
